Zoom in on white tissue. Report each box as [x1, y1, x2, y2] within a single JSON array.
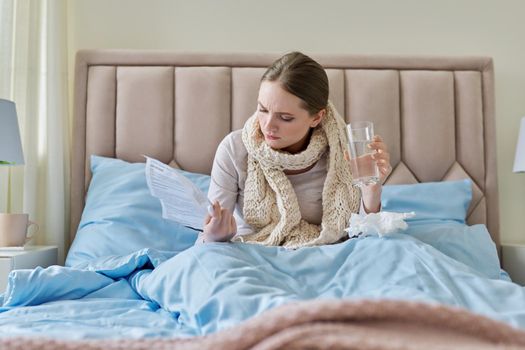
[[345, 211, 416, 238]]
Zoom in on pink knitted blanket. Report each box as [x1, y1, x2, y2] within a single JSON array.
[[2, 299, 525, 349]]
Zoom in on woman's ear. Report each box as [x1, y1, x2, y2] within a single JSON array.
[[310, 108, 326, 128]]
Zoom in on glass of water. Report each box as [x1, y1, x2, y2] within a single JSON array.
[[346, 121, 380, 186]]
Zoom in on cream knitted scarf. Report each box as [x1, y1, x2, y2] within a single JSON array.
[[240, 101, 361, 249]]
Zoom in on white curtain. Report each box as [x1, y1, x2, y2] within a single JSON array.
[[0, 0, 69, 264]]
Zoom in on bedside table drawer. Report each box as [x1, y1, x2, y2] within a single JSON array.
[[0, 246, 58, 292]]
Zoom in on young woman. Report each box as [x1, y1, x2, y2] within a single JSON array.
[[200, 52, 392, 248]]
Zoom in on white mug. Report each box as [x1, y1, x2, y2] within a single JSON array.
[[0, 213, 38, 247]]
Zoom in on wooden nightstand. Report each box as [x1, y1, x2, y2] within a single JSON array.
[[501, 244, 525, 286], [0, 245, 58, 292]]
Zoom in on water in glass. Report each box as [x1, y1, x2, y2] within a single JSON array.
[[347, 121, 380, 186]]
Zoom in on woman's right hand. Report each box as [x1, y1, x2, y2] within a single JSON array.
[[201, 201, 237, 243]]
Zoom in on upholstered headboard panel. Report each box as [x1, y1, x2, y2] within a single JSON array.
[[71, 50, 499, 249]]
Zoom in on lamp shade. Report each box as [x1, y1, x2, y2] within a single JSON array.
[[0, 99, 24, 166], [514, 116, 525, 173]]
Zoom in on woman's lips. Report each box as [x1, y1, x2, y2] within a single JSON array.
[[265, 134, 280, 141]]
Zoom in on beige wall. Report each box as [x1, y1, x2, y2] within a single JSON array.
[[67, 0, 525, 244]]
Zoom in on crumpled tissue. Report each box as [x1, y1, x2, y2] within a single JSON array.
[[345, 211, 416, 238]]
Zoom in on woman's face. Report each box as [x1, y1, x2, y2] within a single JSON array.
[[256, 81, 324, 154]]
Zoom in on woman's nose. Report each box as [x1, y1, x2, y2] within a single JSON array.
[[264, 115, 278, 131]]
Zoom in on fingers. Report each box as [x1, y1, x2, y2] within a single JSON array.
[[204, 200, 220, 225], [376, 159, 389, 168], [204, 202, 223, 226], [368, 135, 393, 179], [377, 158, 393, 177], [205, 202, 236, 237], [371, 149, 390, 168], [202, 200, 238, 243], [372, 150, 390, 162], [368, 135, 389, 161], [378, 163, 392, 175], [368, 140, 387, 152], [230, 215, 237, 235], [213, 205, 231, 227]]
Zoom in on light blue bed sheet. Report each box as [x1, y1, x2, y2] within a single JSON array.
[[0, 249, 197, 339], [0, 298, 194, 339], [0, 221, 523, 339]]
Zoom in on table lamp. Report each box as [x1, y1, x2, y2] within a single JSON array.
[[514, 117, 525, 173], [0, 99, 24, 166], [0, 98, 27, 247]]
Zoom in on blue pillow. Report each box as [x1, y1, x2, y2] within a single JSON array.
[[65, 155, 211, 267], [404, 221, 501, 279], [381, 179, 472, 223]]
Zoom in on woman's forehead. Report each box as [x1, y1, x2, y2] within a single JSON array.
[[258, 81, 305, 113]]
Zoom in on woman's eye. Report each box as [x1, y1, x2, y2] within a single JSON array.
[[280, 116, 293, 122], [258, 109, 268, 113]]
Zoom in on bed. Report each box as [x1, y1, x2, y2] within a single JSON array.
[[1, 50, 525, 349]]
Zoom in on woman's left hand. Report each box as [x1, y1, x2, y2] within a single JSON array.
[[369, 135, 392, 183]]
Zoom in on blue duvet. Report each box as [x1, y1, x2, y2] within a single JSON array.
[[0, 221, 524, 339]]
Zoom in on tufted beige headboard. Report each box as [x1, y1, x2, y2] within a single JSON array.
[[71, 50, 499, 250]]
